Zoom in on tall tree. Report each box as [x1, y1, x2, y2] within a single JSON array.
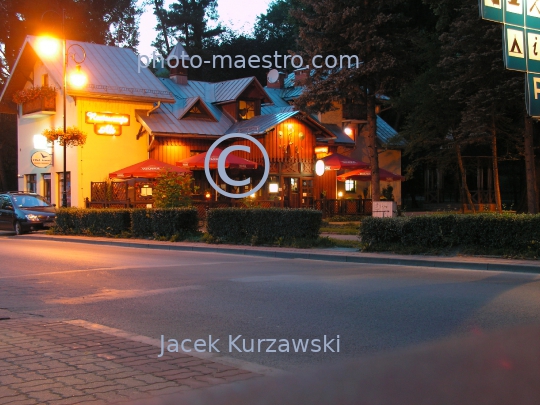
[[150, 0, 224, 57], [253, 0, 299, 54], [293, 0, 417, 201], [438, 2, 524, 213]]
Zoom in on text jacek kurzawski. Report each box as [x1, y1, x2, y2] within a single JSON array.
[[158, 335, 340, 357]]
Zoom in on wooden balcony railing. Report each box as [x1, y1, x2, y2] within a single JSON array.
[[22, 97, 56, 116]]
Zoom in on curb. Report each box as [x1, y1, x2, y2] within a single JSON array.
[[14, 234, 540, 274]]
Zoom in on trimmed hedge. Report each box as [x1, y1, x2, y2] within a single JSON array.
[[131, 208, 198, 238], [207, 208, 322, 244], [55, 208, 131, 236], [54, 207, 198, 238], [360, 214, 540, 253]]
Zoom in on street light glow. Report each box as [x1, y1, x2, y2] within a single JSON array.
[[36, 36, 61, 58], [69, 65, 87, 88]]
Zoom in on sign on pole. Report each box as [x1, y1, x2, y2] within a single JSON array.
[[480, 0, 503, 23], [504, 25, 527, 71], [480, 0, 540, 116]]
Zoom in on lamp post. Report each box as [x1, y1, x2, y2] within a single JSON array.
[[40, 10, 87, 207]]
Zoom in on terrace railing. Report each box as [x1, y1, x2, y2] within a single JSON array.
[[313, 199, 372, 217]]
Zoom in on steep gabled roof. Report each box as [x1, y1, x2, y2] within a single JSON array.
[[0, 35, 175, 104], [263, 73, 403, 148], [226, 111, 299, 135], [226, 111, 345, 144], [376, 116, 405, 148], [213, 77, 271, 104], [136, 78, 234, 136], [319, 123, 355, 145], [262, 87, 295, 114], [172, 96, 217, 121]]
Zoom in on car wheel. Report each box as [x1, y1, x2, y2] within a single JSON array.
[[14, 221, 24, 235]]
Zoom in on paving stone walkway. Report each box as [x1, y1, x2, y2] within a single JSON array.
[[0, 312, 260, 405]]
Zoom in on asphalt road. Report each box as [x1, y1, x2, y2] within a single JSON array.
[[1, 236, 540, 371]]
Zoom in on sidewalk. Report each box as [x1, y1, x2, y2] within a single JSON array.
[[0, 309, 268, 405], [14, 233, 540, 274]]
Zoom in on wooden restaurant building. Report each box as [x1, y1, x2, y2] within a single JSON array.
[[0, 37, 403, 213]]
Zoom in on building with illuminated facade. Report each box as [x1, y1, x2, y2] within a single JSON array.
[[0, 37, 403, 209]]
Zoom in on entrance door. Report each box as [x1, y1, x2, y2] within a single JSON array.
[[284, 177, 300, 208]]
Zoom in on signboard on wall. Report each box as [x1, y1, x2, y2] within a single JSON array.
[[85, 112, 130, 136], [372, 201, 397, 218], [31, 151, 52, 168]]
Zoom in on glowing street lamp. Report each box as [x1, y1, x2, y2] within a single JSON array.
[[36, 36, 61, 58], [69, 64, 87, 88], [38, 9, 87, 207]]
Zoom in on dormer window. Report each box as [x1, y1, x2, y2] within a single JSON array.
[[182, 102, 214, 120], [189, 105, 203, 115], [238, 100, 255, 120]]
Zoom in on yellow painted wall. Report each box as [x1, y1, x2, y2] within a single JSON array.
[[75, 99, 153, 206]]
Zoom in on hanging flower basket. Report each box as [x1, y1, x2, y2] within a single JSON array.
[[42, 126, 87, 147], [12, 86, 57, 104]]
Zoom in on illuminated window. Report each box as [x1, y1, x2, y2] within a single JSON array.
[[43, 174, 51, 203], [25, 174, 36, 193], [238, 100, 255, 120], [345, 179, 356, 193]]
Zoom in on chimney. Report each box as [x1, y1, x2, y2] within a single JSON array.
[[267, 70, 286, 89], [294, 68, 308, 87], [168, 43, 190, 85]]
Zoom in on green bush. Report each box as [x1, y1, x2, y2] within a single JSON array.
[[207, 208, 322, 244], [359, 213, 540, 255], [54, 207, 198, 238], [54, 208, 131, 236], [359, 216, 409, 246], [131, 208, 198, 238]]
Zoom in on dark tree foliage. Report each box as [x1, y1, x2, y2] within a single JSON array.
[[0, 113, 17, 192], [0, 0, 141, 87], [397, 0, 525, 211], [150, 0, 224, 56], [253, 0, 299, 56], [292, 0, 419, 200], [151, 0, 303, 83]]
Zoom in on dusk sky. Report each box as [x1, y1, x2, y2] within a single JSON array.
[[137, 0, 273, 56]]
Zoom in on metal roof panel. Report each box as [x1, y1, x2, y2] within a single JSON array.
[[18, 36, 175, 103]]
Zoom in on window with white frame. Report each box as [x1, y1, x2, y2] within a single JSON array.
[[345, 179, 356, 193]]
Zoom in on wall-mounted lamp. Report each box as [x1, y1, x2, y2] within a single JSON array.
[[269, 183, 279, 193], [33, 134, 49, 150], [344, 127, 353, 137], [338, 191, 343, 198], [315, 160, 325, 176], [205, 191, 211, 199]]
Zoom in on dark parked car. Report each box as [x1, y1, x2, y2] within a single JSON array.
[[0, 192, 56, 235]]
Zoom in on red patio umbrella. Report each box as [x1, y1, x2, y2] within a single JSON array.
[[320, 153, 369, 170], [109, 158, 190, 179], [176, 148, 258, 169], [337, 168, 405, 182]]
